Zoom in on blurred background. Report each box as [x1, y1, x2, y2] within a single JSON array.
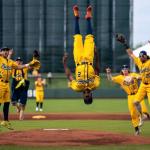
[[0, 0, 149, 98]]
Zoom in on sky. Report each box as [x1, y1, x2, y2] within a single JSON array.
[[133, 0, 150, 47]]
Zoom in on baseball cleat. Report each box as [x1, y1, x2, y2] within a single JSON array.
[[85, 5, 92, 19], [134, 126, 141, 136], [73, 5, 79, 17], [36, 107, 39, 112], [0, 121, 14, 130]]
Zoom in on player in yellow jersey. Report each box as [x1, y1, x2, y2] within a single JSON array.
[[63, 5, 100, 104], [116, 33, 150, 120], [35, 75, 46, 112], [106, 65, 149, 135], [0, 47, 40, 129], [11, 57, 30, 120]]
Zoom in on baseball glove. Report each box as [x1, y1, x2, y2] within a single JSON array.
[[33, 50, 40, 60], [29, 50, 41, 70], [116, 33, 129, 49], [116, 33, 126, 44]]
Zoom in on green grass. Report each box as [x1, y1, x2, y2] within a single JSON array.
[[1, 145, 150, 150], [1, 99, 150, 150], [10, 99, 130, 113]]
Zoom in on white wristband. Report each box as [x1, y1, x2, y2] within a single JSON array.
[[25, 64, 30, 67]]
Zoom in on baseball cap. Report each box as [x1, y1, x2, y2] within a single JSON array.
[[139, 50, 147, 57], [0, 47, 10, 51], [122, 65, 129, 70], [15, 57, 23, 61]]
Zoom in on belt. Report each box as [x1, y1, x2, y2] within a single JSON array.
[[143, 82, 149, 85], [78, 78, 94, 84], [128, 93, 136, 95], [77, 62, 92, 66], [0, 79, 9, 83]]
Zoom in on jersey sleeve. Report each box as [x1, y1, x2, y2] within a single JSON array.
[[11, 60, 19, 68], [93, 75, 100, 89], [69, 80, 82, 92], [112, 75, 122, 84], [132, 55, 141, 68], [131, 72, 140, 79]]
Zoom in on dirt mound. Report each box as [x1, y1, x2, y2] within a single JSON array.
[[0, 129, 150, 146], [9, 113, 131, 120]]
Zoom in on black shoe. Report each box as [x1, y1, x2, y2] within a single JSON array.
[[135, 126, 140, 136]]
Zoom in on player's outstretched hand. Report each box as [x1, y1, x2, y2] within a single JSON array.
[[28, 50, 41, 70], [116, 33, 129, 49], [116, 33, 127, 44]]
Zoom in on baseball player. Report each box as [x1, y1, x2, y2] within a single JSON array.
[[35, 75, 46, 112], [106, 65, 149, 135], [116, 34, 150, 121], [0, 47, 40, 129], [63, 5, 100, 104], [11, 57, 30, 120]]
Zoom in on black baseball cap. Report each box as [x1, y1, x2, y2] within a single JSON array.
[[122, 65, 129, 70], [15, 57, 23, 61], [0, 47, 11, 51], [139, 50, 147, 57]]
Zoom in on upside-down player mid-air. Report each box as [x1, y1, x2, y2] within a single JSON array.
[[116, 33, 150, 123], [106, 65, 149, 135], [63, 5, 100, 104]]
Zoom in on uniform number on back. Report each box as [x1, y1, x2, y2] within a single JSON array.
[[78, 72, 81, 77]]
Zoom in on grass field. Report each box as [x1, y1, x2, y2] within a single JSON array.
[[0, 99, 150, 150]]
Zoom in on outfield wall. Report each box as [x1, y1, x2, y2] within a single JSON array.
[[28, 89, 126, 99]]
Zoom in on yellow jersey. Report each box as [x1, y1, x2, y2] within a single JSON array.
[[0, 56, 18, 82], [133, 56, 150, 84], [35, 80, 44, 91], [12, 68, 28, 81], [69, 64, 100, 92], [112, 73, 140, 95]]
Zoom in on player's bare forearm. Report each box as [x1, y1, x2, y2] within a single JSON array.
[[126, 48, 135, 59], [106, 68, 112, 81], [15, 64, 30, 70], [63, 64, 73, 81], [106, 73, 112, 81]]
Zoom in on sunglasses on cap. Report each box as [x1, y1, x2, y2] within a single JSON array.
[[0, 47, 10, 51], [139, 51, 147, 57], [122, 65, 129, 70]]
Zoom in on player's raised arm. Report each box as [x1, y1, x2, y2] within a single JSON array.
[[14, 50, 41, 70], [115, 33, 135, 59], [62, 53, 74, 81], [94, 46, 100, 75], [106, 67, 113, 81]]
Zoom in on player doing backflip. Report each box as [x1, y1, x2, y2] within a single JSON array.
[[63, 5, 100, 104]]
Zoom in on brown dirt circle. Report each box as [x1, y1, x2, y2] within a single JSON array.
[[0, 129, 150, 146], [0, 113, 150, 146], [9, 113, 131, 120]]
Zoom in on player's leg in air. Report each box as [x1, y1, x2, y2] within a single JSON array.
[[73, 5, 83, 65], [84, 5, 94, 63]]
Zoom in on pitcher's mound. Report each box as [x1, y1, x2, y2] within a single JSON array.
[[0, 129, 150, 146]]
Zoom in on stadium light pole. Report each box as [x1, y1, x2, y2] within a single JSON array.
[[112, 0, 116, 72], [64, 0, 67, 53], [39, 0, 45, 53]]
